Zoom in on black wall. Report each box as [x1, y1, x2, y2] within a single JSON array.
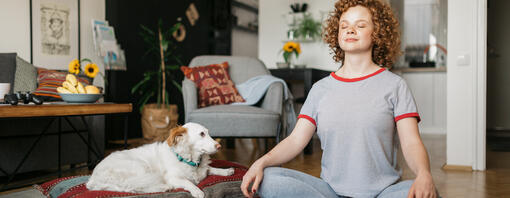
[[105, 0, 232, 140]]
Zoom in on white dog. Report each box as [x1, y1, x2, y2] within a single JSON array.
[[86, 123, 234, 198]]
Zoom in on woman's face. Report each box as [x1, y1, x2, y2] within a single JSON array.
[[338, 5, 374, 53]]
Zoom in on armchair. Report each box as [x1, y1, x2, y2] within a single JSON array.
[[182, 56, 284, 143]]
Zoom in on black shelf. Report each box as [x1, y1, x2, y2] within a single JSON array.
[[233, 25, 258, 33], [232, 0, 258, 13]]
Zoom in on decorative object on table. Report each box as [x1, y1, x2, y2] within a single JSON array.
[[34, 68, 92, 101], [181, 62, 245, 108], [58, 93, 102, 103], [31, 0, 79, 67], [276, 62, 290, 68], [279, 41, 301, 68], [0, 83, 10, 100], [131, 19, 182, 142], [56, 74, 102, 103], [68, 58, 105, 82]]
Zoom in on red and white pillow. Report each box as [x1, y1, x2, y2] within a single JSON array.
[[181, 62, 245, 108], [33, 68, 91, 101]]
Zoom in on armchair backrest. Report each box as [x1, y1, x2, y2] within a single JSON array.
[[188, 55, 270, 84]]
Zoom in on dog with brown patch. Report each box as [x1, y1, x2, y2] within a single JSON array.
[[86, 123, 234, 198]]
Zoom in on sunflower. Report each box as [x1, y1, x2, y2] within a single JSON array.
[[68, 59, 80, 75], [84, 63, 99, 78], [295, 42, 301, 54], [282, 42, 301, 63], [283, 42, 297, 52]]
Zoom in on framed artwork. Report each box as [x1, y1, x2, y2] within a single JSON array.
[[31, 0, 80, 68]]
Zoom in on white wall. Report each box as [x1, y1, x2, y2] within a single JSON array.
[[80, 0, 105, 87], [0, 0, 106, 87], [447, 0, 485, 169], [402, 72, 447, 134], [259, 0, 338, 71], [0, 0, 31, 61], [232, 2, 259, 58]]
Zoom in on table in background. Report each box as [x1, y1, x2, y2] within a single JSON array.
[[0, 102, 132, 191], [270, 68, 331, 154]]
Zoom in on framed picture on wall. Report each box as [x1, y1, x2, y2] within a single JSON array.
[[31, 0, 79, 68]]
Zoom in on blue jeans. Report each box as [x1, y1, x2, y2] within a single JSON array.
[[258, 167, 414, 198]]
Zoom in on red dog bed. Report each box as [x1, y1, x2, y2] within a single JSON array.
[[34, 159, 247, 198]]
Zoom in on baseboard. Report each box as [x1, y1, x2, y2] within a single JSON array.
[[442, 164, 473, 171]]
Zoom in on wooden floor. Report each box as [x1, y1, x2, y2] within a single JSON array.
[[2, 134, 510, 197], [212, 134, 510, 198]]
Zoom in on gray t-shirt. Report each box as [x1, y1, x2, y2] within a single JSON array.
[[298, 68, 420, 198]]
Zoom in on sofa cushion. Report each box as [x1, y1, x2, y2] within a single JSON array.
[[34, 68, 92, 101], [0, 53, 17, 93], [34, 159, 247, 198], [13, 56, 38, 92], [181, 62, 245, 108], [188, 105, 280, 137]]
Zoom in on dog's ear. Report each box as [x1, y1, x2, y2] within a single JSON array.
[[167, 125, 187, 146]]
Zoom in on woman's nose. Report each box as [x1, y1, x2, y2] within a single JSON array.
[[347, 27, 355, 34], [215, 143, 222, 150]]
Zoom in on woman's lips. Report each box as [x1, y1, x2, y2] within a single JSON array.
[[345, 38, 358, 42]]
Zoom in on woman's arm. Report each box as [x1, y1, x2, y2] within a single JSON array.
[[396, 117, 437, 198], [240, 118, 316, 197], [258, 119, 316, 166]]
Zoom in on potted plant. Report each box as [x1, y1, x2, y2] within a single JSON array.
[[131, 20, 182, 142], [297, 13, 322, 40]]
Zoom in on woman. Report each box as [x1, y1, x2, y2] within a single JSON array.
[[240, 0, 438, 198]]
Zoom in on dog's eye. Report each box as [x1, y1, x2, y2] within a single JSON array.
[[200, 132, 205, 137]]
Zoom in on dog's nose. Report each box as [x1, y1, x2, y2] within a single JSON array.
[[215, 143, 222, 150]]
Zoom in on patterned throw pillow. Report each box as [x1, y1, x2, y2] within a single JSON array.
[[34, 159, 247, 198], [13, 56, 37, 92], [181, 62, 245, 108], [34, 68, 92, 101]]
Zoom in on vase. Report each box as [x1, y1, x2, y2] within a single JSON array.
[[291, 54, 306, 69]]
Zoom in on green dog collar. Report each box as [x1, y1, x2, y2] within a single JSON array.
[[174, 151, 200, 167]]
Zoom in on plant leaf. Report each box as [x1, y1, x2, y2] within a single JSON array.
[[138, 90, 155, 113], [131, 77, 149, 94], [171, 80, 182, 92], [140, 25, 155, 36], [283, 52, 289, 63]]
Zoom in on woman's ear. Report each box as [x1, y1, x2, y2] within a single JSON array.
[[166, 126, 187, 146]]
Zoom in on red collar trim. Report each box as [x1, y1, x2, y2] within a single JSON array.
[[331, 68, 386, 82]]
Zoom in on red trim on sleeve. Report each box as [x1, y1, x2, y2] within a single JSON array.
[[330, 68, 385, 82], [298, 114, 316, 126], [395, 112, 421, 123]]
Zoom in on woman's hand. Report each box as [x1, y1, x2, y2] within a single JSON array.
[[407, 172, 437, 198], [241, 160, 265, 198]]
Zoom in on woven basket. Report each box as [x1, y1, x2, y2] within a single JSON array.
[[141, 103, 179, 143]]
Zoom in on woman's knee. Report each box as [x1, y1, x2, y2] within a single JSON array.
[[258, 167, 294, 196]]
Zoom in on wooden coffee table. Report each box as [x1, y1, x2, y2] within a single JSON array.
[[0, 102, 132, 191]]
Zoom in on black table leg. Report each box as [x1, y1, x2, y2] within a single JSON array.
[[124, 115, 128, 149], [58, 117, 62, 177]]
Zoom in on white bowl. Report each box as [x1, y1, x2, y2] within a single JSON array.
[[58, 93, 102, 103]]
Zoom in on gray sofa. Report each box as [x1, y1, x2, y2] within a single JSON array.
[[0, 53, 104, 178], [182, 56, 284, 142]]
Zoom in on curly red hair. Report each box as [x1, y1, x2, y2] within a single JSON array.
[[323, 0, 401, 69]]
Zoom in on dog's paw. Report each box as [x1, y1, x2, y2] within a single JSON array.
[[189, 189, 205, 198], [225, 167, 235, 176]]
